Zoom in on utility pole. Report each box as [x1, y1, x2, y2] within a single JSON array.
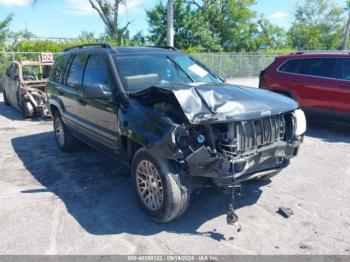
[[343, 1, 350, 50], [167, 0, 174, 47]]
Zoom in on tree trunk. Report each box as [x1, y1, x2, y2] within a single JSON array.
[[343, 11, 350, 50], [167, 0, 174, 47]]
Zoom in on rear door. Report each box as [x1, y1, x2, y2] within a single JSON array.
[[60, 53, 88, 128], [294, 57, 337, 112], [78, 54, 122, 157], [333, 58, 350, 117]]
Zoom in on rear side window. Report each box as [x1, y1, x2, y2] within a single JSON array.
[[83, 55, 113, 92], [299, 58, 336, 78], [50, 54, 70, 83], [279, 59, 302, 73], [66, 54, 88, 89], [338, 58, 350, 80]]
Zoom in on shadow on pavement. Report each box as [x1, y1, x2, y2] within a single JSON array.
[[305, 115, 350, 144], [0, 101, 25, 121], [12, 131, 269, 240], [0, 98, 44, 122]]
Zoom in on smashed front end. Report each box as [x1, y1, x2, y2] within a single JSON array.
[[131, 84, 305, 188], [174, 113, 303, 186], [20, 82, 51, 118]]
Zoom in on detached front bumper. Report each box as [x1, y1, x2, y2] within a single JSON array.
[[185, 138, 302, 187]]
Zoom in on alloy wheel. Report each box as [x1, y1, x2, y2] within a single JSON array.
[[54, 117, 65, 146], [136, 160, 164, 211]]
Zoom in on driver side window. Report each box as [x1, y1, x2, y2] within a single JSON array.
[[83, 54, 113, 92]]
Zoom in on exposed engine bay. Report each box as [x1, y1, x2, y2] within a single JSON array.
[[19, 82, 51, 118]]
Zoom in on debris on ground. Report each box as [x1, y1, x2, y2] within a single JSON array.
[[277, 207, 294, 218], [299, 243, 310, 250], [226, 181, 242, 232]]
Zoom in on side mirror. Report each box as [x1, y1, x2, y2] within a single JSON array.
[[82, 84, 112, 100]]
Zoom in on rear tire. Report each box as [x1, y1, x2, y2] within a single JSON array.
[[3, 91, 10, 106], [132, 148, 190, 222], [53, 111, 82, 152]]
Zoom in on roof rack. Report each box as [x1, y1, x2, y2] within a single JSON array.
[[289, 50, 350, 55], [147, 46, 179, 51], [64, 43, 112, 52]]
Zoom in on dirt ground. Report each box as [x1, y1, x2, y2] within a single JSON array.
[[1, 83, 350, 255]]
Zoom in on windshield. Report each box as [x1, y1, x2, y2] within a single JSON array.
[[22, 64, 52, 81], [113, 54, 223, 93]]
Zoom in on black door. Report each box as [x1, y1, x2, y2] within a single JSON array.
[[78, 54, 122, 158], [60, 54, 88, 129]]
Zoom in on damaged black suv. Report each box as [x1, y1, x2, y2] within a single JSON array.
[[47, 44, 306, 223]]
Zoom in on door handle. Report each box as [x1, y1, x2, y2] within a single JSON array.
[[58, 90, 64, 96], [78, 99, 87, 106]]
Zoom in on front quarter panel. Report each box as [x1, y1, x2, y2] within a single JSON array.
[[47, 80, 65, 114], [118, 99, 175, 149]]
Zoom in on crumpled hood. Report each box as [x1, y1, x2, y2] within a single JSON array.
[[131, 83, 299, 124]]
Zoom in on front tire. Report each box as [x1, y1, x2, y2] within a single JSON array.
[[132, 149, 190, 222], [53, 112, 82, 152]]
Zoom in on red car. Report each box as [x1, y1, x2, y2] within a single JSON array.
[[259, 51, 350, 119]]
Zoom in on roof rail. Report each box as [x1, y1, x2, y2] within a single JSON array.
[[289, 50, 350, 55], [148, 46, 179, 51], [64, 43, 112, 52]]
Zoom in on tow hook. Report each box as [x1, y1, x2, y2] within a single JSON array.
[[225, 173, 242, 232]]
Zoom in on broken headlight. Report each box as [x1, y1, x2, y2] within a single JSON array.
[[293, 109, 307, 136]]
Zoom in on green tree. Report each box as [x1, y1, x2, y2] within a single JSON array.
[[147, 0, 222, 51], [78, 30, 97, 41], [202, 0, 257, 51], [147, 0, 260, 52], [0, 14, 13, 51], [254, 15, 287, 49], [88, 0, 130, 45], [288, 0, 344, 50], [131, 31, 147, 46], [343, 0, 350, 50]]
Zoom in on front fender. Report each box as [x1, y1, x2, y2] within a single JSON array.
[[118, 99, 184, 160]]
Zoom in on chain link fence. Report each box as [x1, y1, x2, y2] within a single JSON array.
[[192, 52, 290, 79], [0, 51, 288, 82]]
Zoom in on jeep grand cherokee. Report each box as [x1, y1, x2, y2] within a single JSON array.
[[47, 44, 306, 222]]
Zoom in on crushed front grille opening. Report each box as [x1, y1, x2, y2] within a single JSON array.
[[216, 113, 293, 159]]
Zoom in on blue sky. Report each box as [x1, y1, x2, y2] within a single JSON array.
[[0, 0, 346, 38]]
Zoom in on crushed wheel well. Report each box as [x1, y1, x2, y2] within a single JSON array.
[[121, 136, 143, 163]]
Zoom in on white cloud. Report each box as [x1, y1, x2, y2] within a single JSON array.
[[64, 0, 142, 16], [63, 0, 94, 16], [0, 0, 31, 6], [269, 11, 290, 19]]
